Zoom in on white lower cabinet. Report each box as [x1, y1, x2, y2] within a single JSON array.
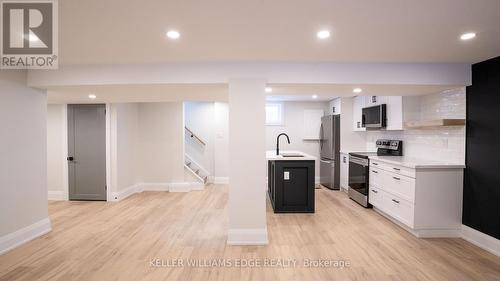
[[368, 160, 463, 237], [340, 153, 349, 191]]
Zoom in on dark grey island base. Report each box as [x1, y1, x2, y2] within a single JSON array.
[[267, 160, 315, 213]]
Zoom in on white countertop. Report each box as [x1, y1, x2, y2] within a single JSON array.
[[368, 155, 465, 169], [266, 150, 316, 161]]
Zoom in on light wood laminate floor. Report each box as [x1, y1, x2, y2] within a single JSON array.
[[1, 185, 499, 281]]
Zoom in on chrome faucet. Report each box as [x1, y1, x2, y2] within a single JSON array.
[[276, 133, 290, 155]]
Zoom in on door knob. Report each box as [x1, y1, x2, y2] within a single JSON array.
[[67, 156, 74, 161]]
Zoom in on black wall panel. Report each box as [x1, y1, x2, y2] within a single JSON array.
[[464, 56, 500, 239]]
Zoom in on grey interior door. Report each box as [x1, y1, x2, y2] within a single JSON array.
[[68, 104, 107, 201]]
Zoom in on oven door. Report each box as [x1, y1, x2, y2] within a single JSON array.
[[348, 156, 369, 196]]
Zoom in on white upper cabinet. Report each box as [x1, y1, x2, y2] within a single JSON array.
[[352, 96, 366, 131], [352, 95, 417, 131], [329, 98, 341, 115], [385, 96, 403, 130]]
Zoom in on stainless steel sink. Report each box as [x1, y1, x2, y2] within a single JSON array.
[[280, 153, 304, 157]]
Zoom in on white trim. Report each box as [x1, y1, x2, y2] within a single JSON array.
[[214, 177, 229, 184], [189, 182, 205, 191], [110, 184, 140, 202], [48, 190, 67, 201], [315, 176, 320, 184], [184, 154, 210, 179], [168, 182, 191, 192], [139, 182, 170, 192], [61, 104, 69, 201], [0, 218, 52, 255], [184, 164, 205, 183], [105, 103, 112, 201], [461, 225, 500, 257], [109, 182, 206, 201], [227, 228, 268, 245]]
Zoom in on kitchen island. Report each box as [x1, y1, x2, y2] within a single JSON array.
[[266, 150, 316, 213]]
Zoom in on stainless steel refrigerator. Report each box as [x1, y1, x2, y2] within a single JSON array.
[[320, 115, 340, 190]]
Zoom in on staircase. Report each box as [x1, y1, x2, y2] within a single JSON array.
[[185, 154, 209, 185]]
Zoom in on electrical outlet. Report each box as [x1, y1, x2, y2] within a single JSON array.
[[284, 171, 290, 180]]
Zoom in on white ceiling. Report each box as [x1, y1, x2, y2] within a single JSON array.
[[47, 83, 461, 104], [58, 0, 500, 65]]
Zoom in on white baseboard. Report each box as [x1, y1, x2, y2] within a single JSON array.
[[110, 182, 205, 201], [0, 218, 51, 255], [227, 227, 268, 245], [168, 182, 192, 192], [110, 184, 141, 202], [139, 182, 170, 192], [189, 182, 205, 191], [214, 177, 229, 184], [48, 190, 67, 201], [461, 225, 500, 257]]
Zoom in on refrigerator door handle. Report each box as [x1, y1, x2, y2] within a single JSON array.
[[319, 123, 323, 150]]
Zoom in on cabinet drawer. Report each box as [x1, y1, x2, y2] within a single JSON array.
[[382, 171, 415, 203], [368, 185, 383, 208], [383, 193, 414, 228], [369, 168, 383, 188], [369, 160, 386, 171], [370, 160, 415, 178], [388, 164, 415, 178]]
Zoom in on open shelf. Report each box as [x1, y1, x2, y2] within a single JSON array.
[[404, 118, 465, 129]]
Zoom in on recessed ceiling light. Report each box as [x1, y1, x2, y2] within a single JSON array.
[[460, 32, 476, 41], [317, 30, 330, 39], [353, 88, 363, 93], [312, 95, 318, 99], [265, 87, 273, 93], [166, 30, 180, 39], [88, 94, 97, 99]]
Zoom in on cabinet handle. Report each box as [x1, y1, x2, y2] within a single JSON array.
[[393, 177, 400, 180], [393, 167, 400, 171], [392, 199, 400, 204], [372, 170, 378, 173], [372, 163, 378, 166], [371, 190, 378, 193]]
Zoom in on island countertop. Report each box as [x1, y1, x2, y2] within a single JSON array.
[[266, 150, 316, 161]]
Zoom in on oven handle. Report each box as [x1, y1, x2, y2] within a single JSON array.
[[349, 157, 368, 167]]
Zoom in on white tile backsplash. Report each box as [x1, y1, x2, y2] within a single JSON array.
[[366, 88, 466, 164]]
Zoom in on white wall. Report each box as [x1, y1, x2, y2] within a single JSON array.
[[111, 103, 140, 192], [46, 104, 66, 196], [365, 88, 466, 163], [265, 101, 328, 179], [183, 101, 230, 182], [214, 102, 229, 180], [228, 79, 267, 245], [184, 102, 215, 175], [0, 71, 50, 250], [137, 102, 185, 184]]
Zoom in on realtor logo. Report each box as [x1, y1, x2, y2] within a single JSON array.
[[1, 0, 58, 69]]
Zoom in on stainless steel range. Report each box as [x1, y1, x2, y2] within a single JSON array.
[[348, 139, 403, 207]]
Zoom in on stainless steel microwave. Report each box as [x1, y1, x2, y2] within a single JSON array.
[[362, 104, 387, 128]]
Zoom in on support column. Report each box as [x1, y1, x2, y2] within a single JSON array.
[[227, 79, 268, 245]]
